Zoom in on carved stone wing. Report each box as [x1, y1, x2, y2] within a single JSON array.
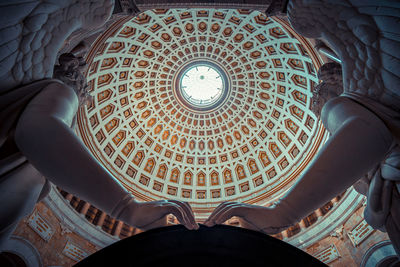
[[287, 0, 400, 112], [0, 0, 113, 94]]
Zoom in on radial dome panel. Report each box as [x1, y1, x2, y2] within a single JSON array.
[[79, 9, 326, 213]]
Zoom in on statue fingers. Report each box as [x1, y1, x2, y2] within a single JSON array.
[[204, 202, 233, 226], [164, 202, 193, 230], [207, 202, 237, 217], [214, 204, 246, 225], [169, 200, 199, 229], [204, 202, 237, 226], [205, 202, 243, 227], [169, 200, 194, 219]]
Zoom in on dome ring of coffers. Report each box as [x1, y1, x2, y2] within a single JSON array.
[[78, 9, 326, 215]]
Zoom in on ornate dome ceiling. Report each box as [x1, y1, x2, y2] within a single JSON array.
[[78, 9, 327, 217]]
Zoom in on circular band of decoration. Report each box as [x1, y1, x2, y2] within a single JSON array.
[[174, 60, 230, 112], [79, 9, 327, 216]]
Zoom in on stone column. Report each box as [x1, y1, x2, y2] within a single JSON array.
[[331, 196, 340, 204], [107, 218, 116, 234], [281, 230, 289, 239], [80, 202, 91, 215], [87, 207, 98, 223], [65, 193, 73, 201], [96, 211, 107, 227], [113, 220, 123, 237], [71, 198, 81, 208], [299, 219, 307, 230], [127, 226, 134, 237], [315, 209, 324, 218]]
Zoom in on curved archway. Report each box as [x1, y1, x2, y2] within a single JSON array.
[[0, 236, 42, 267], [0, 252, 27, 267], [361, 240, 399, 267]]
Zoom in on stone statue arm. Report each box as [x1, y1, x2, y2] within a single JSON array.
[[14, 82, 198, 230], [206, 97, 393, 233]]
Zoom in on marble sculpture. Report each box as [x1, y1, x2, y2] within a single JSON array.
[[0, 0, 399, 256]]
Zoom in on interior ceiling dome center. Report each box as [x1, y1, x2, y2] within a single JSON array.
[[175, 60, 230, 111], [79, 8, 327, 217]]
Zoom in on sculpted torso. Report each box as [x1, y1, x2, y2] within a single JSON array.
[[0, 0, 197, 250], [1, 0, 399, 257], [207, 0, 400, 256]]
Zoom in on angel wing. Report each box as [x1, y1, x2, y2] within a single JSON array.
[[287, 0, 400, 113], [0, 0, 113, 94]]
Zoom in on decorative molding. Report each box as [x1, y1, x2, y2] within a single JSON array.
[[79, 8, 326, 215], [62, 241, 89, 262], [288, 188, 364, 249], [2, 236, 43, 267], [60, 223, 73, 236], [27, 210, 55, 242], [347, 220, 374, 247], [360, 240, 398, 267], [313, 244, 340, 264], [136, 2, 269, 11], [43, 186, 119, 248], [330, 225, 344, 240]]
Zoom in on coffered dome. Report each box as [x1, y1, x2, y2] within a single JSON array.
[[78, 9, 327, 217]]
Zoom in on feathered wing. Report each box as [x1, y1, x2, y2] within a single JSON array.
[[0, 0, 113, 150], [287, 0, 400, 255], [0, 0, 113, 94], [287, 0, 400, 112], [351, 0, 400, 112]]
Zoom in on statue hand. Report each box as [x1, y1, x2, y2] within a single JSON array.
[[204, 202, 293, 234], [120, 199, 199, 231]]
